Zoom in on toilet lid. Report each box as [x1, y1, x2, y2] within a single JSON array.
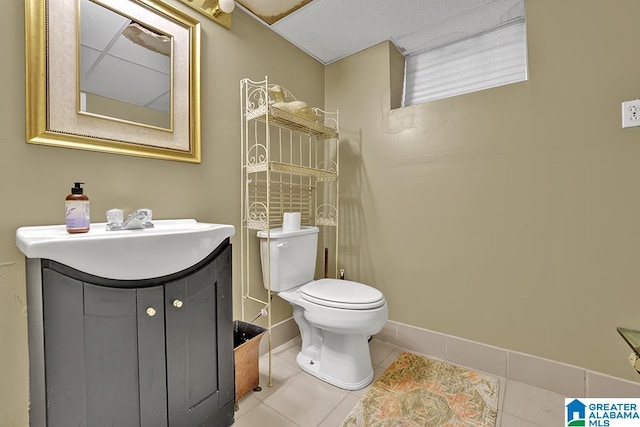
[[300, 279, 385, 310]]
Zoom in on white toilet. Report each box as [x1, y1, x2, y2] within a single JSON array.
[[257, 226, 388, 390]]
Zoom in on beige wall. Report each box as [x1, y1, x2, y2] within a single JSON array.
[[326, 0, 640, 384], [0, 2, 321, 424], [5, 0, 640, 423]]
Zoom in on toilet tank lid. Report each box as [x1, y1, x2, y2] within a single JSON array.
[[301, 279, 385, 307], [257, 226, 319, 239]]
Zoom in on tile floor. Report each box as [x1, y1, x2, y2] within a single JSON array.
[[232, 337, 566, 426]]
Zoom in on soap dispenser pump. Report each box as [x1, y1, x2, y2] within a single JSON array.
[[65, 182, 90, 234]]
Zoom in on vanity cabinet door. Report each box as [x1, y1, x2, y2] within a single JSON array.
[[165, 244, 234, 427], [42, 268, 167, 427]]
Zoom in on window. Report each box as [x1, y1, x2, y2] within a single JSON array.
[[402, 20, 528, 106]]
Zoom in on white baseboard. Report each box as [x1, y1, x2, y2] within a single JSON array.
[[376, 320, 640, 398], [267, 318, 640, 397]]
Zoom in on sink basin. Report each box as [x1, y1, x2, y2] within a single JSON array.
[[16, 219, 235, 280]]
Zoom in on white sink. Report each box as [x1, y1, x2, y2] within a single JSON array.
[[16, 219, 235, 280]]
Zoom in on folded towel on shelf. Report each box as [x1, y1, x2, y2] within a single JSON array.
[[268, 85, 319, 122]]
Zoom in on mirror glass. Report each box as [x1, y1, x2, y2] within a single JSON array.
[[79, 0, 172, 129]]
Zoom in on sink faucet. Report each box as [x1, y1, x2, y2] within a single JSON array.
[[122, 209, 154, 230], [107, 209, 154, 230]]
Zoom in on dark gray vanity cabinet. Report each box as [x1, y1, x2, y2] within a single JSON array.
[[30, 241, 234, 427]]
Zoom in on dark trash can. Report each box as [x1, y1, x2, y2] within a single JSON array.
[[233, 321, 266, 401]]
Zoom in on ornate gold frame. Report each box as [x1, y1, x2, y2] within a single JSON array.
[[25, 0, 202, 163]]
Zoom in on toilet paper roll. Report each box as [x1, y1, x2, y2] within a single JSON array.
[[282, 212, 301, 231]]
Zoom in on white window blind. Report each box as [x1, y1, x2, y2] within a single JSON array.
[[403, 20, 528, 106]]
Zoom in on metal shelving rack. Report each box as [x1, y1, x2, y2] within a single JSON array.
[[240, 77, 339, 385]]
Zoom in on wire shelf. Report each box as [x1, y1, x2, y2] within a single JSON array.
[[246, 161, 337, 179], [240, 77, 340, 388], [246, 105, 338, 140]]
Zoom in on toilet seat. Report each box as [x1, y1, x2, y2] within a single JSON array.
[[300, 279, 385, 310]]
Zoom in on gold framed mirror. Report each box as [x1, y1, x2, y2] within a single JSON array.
[[25, 0, 202, 163]]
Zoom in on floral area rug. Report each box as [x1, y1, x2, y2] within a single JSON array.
[[341, 351, 499, 427]]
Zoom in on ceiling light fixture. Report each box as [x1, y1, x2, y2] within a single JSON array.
[[176, 0, 235, 29], [214, 0, 236, 16]]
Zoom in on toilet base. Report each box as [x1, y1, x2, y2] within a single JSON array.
[[295, 333, 374, 391]]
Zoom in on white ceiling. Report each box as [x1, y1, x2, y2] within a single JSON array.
[[238, 0, 525, 64], [78, 0, 525, 114]]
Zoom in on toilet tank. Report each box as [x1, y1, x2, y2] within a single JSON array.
[[256, 226, 319, 292]]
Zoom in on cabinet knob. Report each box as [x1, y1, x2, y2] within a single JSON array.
[[146, 307, 157, 317], [173, 299, 183, 308]]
